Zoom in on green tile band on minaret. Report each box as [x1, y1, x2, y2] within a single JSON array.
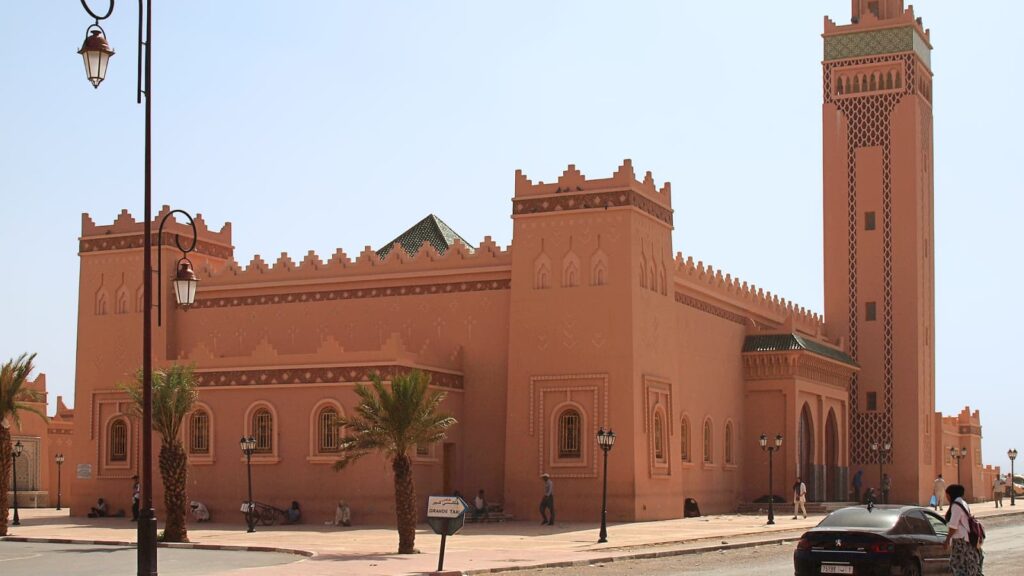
[[824, 27, 931, 67]]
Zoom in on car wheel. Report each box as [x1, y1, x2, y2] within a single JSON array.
[[902, 559, 922, 576]]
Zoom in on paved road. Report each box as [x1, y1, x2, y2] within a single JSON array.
[[0, 542, 301, 575], [495, 514, 1024, 576]]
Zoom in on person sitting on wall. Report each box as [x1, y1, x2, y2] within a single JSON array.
[[473, 489, 489, 520], [286, 500, 302, 524], [88, 498, 108, 518], [334, 500, 351, 527], [190, 500, 210, 522]]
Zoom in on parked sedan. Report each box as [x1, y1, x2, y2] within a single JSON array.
[[794, 505, 950, 575]]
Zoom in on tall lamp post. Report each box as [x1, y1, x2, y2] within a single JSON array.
[[55, 453, 65, 511], [1009, 448, 1017, 507], [759, 433, 783, 525], [11, 441, 23, 526], [596, 428, 616, 543], [77, 2, 200, 574], [871, 441, 892, 503], [240, 436, 257, 533], [950, 446, 967, 484]]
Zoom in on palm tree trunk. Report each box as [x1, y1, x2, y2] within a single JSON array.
[[159, 441, 189, 542], [0, 427, 11, 536], [392, 453, 417, 554]]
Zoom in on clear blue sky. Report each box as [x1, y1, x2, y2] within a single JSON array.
[[2, 2, 1020, 471]]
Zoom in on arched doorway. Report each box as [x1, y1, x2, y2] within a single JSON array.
[[825, 410, 839, 501], [799, 404, 815, 501]]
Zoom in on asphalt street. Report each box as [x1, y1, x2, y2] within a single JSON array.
[[494, 513, 1024, 576], [0, 542, 301, 575]]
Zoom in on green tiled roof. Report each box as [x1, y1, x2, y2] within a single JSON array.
[[376, 214, 473, 259], [742, 333, 858, 367]]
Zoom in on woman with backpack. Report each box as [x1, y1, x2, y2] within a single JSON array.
[[943, 484, 983, 576]]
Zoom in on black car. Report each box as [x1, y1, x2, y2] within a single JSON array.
[[794, 505, 950, 575]]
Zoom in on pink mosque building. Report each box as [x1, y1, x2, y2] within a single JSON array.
[[6, 0, 1001, 523]]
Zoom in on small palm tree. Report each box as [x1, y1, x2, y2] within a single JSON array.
[[1, 353, 46, 536], [123, 364, 198, 542], [335, 369, 456, 554]]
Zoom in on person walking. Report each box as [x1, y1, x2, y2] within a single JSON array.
[[881, 473, 892, 504], [933, 473, 947, 511], [993, 475, 1004, 508], [943, 484, 983, 576], [792, 476, 807, 519], [539, 473, 555, 525], [852, 469, 864, 503], [130, 475, 140, 522]]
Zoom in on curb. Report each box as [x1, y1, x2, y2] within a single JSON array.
[[0, 536, 315, 558], [462, 535, 799, 574], [463, 508, 1024, 575]]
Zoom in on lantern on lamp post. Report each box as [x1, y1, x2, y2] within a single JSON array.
[[240, 436, 258, 533], [78, 25, 114, 89], [55, 452, 65, 511], [1009, 448, 1018, 507], [11, 440, 23, 526], [760, 433, 783, 525], [950, 446, 967, 484], [596, 428, 616, 543]]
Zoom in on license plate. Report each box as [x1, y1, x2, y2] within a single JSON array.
[[820, 565, 853, 574]]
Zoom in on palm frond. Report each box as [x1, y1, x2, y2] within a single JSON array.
[[0, 352, 47, 430]]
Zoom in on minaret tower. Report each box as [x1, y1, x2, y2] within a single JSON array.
[[822, 0, 936, 503]]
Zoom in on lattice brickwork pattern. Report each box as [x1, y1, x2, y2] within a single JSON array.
[[824, 53, 916, 466]]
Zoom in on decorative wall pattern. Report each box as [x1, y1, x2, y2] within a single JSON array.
[[194, 365, 463, 390], [513, 189, 673, 226], [194, 279, 511, 310], [674, 292, 747, 326], [824, 26, 930, 67], [825, 52, 916, 466], [80, 233, 232, 259]]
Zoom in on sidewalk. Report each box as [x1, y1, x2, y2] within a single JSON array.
[[3, 502, 1022, 575]]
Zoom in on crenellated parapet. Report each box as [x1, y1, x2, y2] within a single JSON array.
[[672, 251, 827, 337], [513, 159, 673, 226], [824, 3, 931, 67], [80, 206, 234, 259], [197, 235, 511, 292]]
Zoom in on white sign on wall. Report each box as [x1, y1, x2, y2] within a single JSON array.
[[76, 464, 93, 479]]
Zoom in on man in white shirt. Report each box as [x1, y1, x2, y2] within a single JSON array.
[[792, 477, 807, 519]]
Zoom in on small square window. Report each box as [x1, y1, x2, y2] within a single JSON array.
[[865, 212, 876, 231], [865, 301, 877, 321], [867, 392, 878, 411]]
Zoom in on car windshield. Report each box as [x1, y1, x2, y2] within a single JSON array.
[[816, 507, 900, 530]]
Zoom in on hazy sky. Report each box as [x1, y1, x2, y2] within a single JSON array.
[[2, 2, 1020, 472]]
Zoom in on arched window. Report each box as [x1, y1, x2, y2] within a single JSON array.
[[253, 408, 273, 453], [535, 264, 550, 289], [96, 293, 108, 315], [558, 409, 581, 459], [109, 419, 128, 461], [724, 421, 734, 464], [653, 411, 666, 462], [318, 407, 340, 453], [680, 417, 690, 462], [703, 419, 713, 463], [189, 410, 210, 454]]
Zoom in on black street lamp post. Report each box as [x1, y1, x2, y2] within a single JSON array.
[[759, 433, 783, 525], [77, 2, 201, 573], [240, 436, 257, 533], [11, 441, 23, 526], [950, 446, 967, 484], [596, 428, 616, 543], [871, 441, 892, 503], [55, 453, 65, 511], [1009, 449, 1017, 507]]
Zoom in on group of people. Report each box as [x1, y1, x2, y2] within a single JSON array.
[[849, 469, 893, 505]]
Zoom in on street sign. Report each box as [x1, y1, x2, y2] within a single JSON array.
[[426, 496, 468, 572], [427, 496, 467, 519]]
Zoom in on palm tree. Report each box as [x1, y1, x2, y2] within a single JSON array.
[[335, 369, 456, 554], [123, 364, 198, 542], [1, 353, 46, 536]]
